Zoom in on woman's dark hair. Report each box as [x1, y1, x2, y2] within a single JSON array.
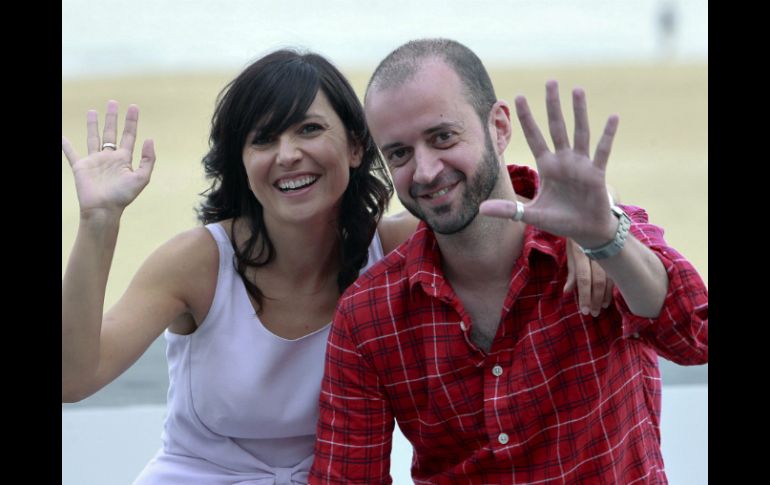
[[197, 49, 392, 311]]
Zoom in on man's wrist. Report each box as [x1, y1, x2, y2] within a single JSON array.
[[580, 206, 631, 260]]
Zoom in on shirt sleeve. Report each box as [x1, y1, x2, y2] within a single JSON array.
[[612, 204, 708, 365], [310, 306, 395, 485]]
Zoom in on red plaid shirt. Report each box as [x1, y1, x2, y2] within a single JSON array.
[[311, 165, 708, 484]]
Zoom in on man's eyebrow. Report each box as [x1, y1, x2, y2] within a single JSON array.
[[380, 141, 405, 153], [424, 121, 464, 136], [380, 121, 466, 152]]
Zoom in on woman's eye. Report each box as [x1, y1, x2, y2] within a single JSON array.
[[300, 123, 323, 135], [252, 134, 274, 146]]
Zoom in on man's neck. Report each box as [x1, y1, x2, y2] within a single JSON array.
[[438, 212, 524, 288], [437, 180, 525, 288]]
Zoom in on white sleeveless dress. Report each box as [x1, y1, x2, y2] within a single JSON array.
[[133, 223, 385, 484]]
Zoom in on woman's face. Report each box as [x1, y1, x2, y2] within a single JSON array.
[[242, 90, 362, 226]]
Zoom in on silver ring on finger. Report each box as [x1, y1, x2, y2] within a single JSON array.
[[510, 200, 525, 222], [101, 142, 118, 151]]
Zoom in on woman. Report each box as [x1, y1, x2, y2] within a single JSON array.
[[62, 49, 608, 484]]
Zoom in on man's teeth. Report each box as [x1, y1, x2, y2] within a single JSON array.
[[277, 175, 319, 191], [427, 187, 450, 199]]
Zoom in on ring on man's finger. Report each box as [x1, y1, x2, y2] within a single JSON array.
[[511, 200, 525, 222], [101, 142, 118, 151]]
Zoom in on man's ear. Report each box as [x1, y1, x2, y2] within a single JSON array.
[[488, 100, 512, 155]]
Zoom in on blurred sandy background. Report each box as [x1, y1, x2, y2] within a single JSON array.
[[62, 64, 707, 312], [62, 2, 708, 482]]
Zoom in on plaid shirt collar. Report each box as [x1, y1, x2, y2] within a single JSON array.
[[404, 164, 565, 296]]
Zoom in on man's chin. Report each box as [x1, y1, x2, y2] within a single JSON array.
[[399, 198, 477, 235], [425, 210, 480, 235]]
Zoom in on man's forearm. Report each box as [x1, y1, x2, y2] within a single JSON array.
[[597, 234, 668, 317]]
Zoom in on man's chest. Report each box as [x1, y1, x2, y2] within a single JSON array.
[[457, 287, 508, 353]]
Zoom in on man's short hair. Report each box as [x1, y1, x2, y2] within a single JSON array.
[[366, 38, 497, 123]]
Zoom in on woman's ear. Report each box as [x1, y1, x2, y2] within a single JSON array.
[[349, 139, 364, 168]]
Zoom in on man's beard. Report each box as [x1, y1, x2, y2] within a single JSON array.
[[400, 130, 500, 235]]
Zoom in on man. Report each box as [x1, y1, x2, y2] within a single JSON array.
[[310, 39, 707, 484]]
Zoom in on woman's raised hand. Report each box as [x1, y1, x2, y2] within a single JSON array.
[[62, 100, 156, 218]]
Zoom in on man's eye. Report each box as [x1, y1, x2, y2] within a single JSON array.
[[435, 132, 455, 145], [388, 148, 411, 167]]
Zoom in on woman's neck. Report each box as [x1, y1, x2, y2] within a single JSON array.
[[236, 214, 342, 293]]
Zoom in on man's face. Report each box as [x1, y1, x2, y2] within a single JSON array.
[[365, 59, 501, 235]]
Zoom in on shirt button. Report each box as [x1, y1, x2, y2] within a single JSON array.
[[498, 433, 509, 445], [632, 332, 640, 339], [459, 322, 467, 331], [492, 365, 503, 377]]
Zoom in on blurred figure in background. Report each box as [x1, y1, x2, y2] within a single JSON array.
[[657, 0, 679, 59]]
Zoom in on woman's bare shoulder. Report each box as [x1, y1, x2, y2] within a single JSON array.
[[377, 211, 419, 254], [160, 225, 220, 266], [135, 222, 228, 299]]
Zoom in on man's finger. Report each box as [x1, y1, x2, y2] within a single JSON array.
[[479, 199, 525, 221]]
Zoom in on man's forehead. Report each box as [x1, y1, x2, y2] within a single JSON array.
[[366, 97, 476, 152], [367, 65, 464, 113], [370, 59, 452, 100]]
